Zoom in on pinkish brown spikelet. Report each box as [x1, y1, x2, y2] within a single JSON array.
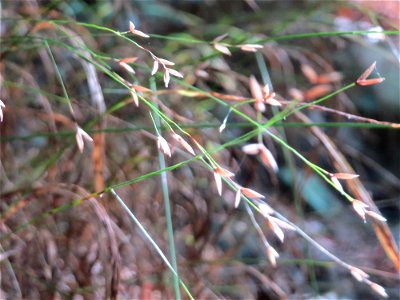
[[265, 97, 281, 107], [0, 99, 5, 122], [331, 173, 359, 180], [234, 188, 242, 208], [164, 71, 170, 88], [301, 64, 318, 84], [75, 126, 94, 153], [258, 203, 274, 218], [267, 217, 285, 242], [151, 60, 159, 75], [267, 246, 279, 267], [219, 118, 227, 132], [167, 68, 184, 78], [269, 216, 295, 231], [214, 166, 235, 178], [119, 57, 139, 64], [369, 282, 388, 298], [352, 199, 369, 222], [357, 61, 376, 81], [214, 44, 231, 56], [130, 89, 139, 107], [249, 75, 263, 102], [129, 21, 135, 33], [259, 145, 278, 173], [349, 266, 369, 282], [213, 172, 222, 196], [157, 136, 171, 157], [356, 62, 385, 86], [356, 78, 385, 86], [129, 21, 150, 38], [331, 176, 344, 193], [118, 61, 135, 73], [130, 85, 152, 93], [239, 44, 263, 52], [172, 133, 195, 155], [262, 85, 281, 106], [242, 143, 261, 155], [240, 187, 264, 199], [304, 84, 333, 100], [365, 210, 387, 222], [158, 58, 175, 66]]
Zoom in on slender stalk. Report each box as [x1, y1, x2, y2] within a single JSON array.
[[150, 78, 181, 299], [255, 51, 319, 293], [44, 40, 75, 118], [110, 189, 192, 300]]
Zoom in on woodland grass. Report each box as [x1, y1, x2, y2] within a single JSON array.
[[1, 2, 399, 299]]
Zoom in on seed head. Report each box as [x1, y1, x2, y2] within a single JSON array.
[[259, 145, 278, 173], [172, 133, 195, 156], [369, 282, 388, 298], [157, 136, 171, 157], [129, 21, 150, 38], [240, 187, 265, 199], [0, 99, 5, 122], [239, 44, 263, 52], [356, 62, 385, 86], [214, 44, 231, 56], [349, 266, 369, 282], [266, 246, 279, 267], [75, 126, 94, 153]]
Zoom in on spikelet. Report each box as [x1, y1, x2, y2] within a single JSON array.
[[0, 99, 5, 122], [331, 173, 359, 180], [369, 282, 388, 298], [213, 172, 222, 196], [352, 199, 369, 223], [172, 133, 195, 155], [259, 145, 278, 173], [234, 188, 242, 208], [118, 61, 135, 74], [157, 136, 171, 157], [163, 70, 170, 88], [167, 68, 184, 78], [129, 21, 150, 38], [239, 44, 263, 52], [349, 266, 369, 282], [242, 143, 261, 155], [267, 217, 285, 242], [356, 62, 385, 86], [240, 187, 265, 199], [301, 64, 318, 84], [75, 126, 94, 153], [266, 246, 279, 267], [214, 44, 231, 56]]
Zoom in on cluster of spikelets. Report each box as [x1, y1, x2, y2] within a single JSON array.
[[1, 20, 389, 298], [54, 21, 391, 299]]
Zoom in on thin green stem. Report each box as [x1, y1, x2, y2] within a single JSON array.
[[44, 40, 75, 118], [150, 78, 181, 299], [110, 189, 192, 300]]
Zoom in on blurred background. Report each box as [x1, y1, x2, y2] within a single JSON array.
[[0, 1, 399, 299]]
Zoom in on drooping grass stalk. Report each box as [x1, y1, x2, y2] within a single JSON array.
[[176, 78, 357, 201], [149, 78, 181, 300], [110, 189, 193, 300], [255, 51, 320, 292], [23, 20, 389, 204], [44, 40, 75, 118]]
